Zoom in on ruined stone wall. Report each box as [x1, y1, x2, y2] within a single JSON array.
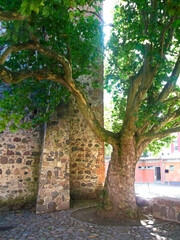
[[153, 197, 180, 223], [0, 75, 105, 212], [70, 76, 105, 199], [0, 126, 43, 210], [36, 103, 70, 213]]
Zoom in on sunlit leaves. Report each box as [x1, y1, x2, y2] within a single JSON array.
[[147, 136, 173, 155], [20, 0, 43, 16], [0, 0, 103, 131], [104, 0, 179, 153]]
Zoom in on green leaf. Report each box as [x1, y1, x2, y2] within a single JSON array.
[[69, 10, 74, 21]]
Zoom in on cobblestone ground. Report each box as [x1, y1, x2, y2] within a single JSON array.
[[0, 210, 180, 240]]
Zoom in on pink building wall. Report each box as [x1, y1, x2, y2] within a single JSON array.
[[135, 160, 164, 183], [178, 132, 180, 152], [135, 159, 180, 184]]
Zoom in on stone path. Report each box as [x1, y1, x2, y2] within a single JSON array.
[[0, 209, 180, 240]]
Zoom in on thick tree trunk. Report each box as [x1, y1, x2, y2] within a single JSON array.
[[102, 137, 140, 219]]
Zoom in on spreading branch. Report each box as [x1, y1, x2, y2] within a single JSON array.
[[125, 66, 143, 115], [0, 42, 72, 79], [164, 27, 175, 52], [160, 16, 175, 57], [156, 55, 180, 103], [143, 126, 180, 140], [0, 41, 118, 146], [76, 7, 104, 23], [122, 61, 157, 133], [0, 67, 118, 146], [137, 99, 180, 136], [69, 80, 118, 146], [0, 11, 25, 21], [0, 65, 67, 85], [146, 108, 180, 135], [162, 95, 180, 104]]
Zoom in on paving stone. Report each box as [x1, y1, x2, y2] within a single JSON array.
[[0, 210, 180, 240]]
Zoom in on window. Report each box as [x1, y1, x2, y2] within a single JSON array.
[[138, 166, 145, 169], [174, 146, 178, 151], [170, 165, 174, 171], [174, 141, 178, 152], [138, 166, 153, 170]]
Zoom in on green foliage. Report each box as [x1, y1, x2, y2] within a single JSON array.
[[142, 149, 148, 157], [147, 135, 174, 155], [0, 80, 70, 132], [0, 0, 179, 156], [20, 0, 43, 15], [104, 142, 112, 156], [0, 0, 103, 131], [105, 0, 180, 152]]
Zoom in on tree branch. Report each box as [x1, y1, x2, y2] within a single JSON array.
[[143, 126, 180, 140], [65, 79, 118, 146], [0, 42, 36, 65], [0, 65, 69, 86], [156, 55, 180, 103], [125, 65, 143, 116], [136, 95, 180, 136], [0, 11, 25, 21], [76, 7, 104, 23], [141, 10, 148, 35], [160, 16, 175, 57], [122, 53, 157, 133], [146, 107, 180, 135], [131, 45, 157, 105], [164, 27, 175, 52], [0, 42, 72, 79], [0, 42, 118, 146], [162, 95, 180, 104], [137, 139, 152, 156]]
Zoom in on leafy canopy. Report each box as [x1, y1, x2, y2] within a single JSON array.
[[0, 0, 103, 132], [104, 0, 180, 150], [0, 0, 179, 152]]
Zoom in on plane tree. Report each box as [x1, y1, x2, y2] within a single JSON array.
[[0, 0, 180, 219]]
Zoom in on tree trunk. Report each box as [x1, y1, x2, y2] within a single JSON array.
[[102, 137, 140, 219]]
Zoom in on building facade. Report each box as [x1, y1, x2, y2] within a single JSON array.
[[135, 157, 180, 185], [135, 132, 180, 185]]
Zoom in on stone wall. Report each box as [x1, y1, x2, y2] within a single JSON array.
[[70, 76, 105, 199], [36, 103, 70, 214], [0, 75, 105, 212], [0, 126, 43, 210], [153, 197, 180, 223], [36, 74, 105, 213]]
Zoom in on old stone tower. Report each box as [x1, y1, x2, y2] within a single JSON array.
[[0, 75, 105, 213]]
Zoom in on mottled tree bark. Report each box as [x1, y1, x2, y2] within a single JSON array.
[[103, 137, 140, 219]]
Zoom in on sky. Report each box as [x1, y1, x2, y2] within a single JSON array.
[[103, 0, 116, 107], [103, 0, 116, 44]]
